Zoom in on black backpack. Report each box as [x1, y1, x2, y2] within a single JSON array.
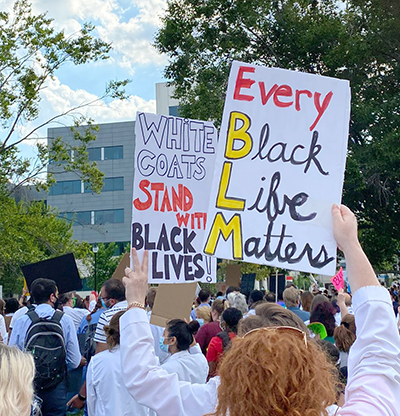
[[77, 322, 97, 363], [24, 309, 67, 391]]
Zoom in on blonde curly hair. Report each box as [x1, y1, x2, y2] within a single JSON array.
[[0, 344, 35, 416], [209, 328, 337, 416]]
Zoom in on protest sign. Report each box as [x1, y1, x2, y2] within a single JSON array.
[[150, 282, 197, 327], [203, 61, 350, 275], [132, 112, 218, 284], [22, 253, 82, 294], [226, 264, 241, 288], [112, 252, 130, 281], [330, 267, 344, 291], [240, 273, 256, 298]]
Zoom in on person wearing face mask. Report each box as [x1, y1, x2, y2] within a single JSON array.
[[195, 306, 212, 327], [9, 278, 83, 416], [159, 319, 209, 384]]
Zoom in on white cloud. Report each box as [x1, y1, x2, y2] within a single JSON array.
[[26, 0, 168, 70], [16, 75, 155, 146]]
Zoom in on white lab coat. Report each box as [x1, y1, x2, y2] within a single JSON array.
[[87, 346, 149, 416], [120, 286, 400, 416], [161, 344, 208, 384]]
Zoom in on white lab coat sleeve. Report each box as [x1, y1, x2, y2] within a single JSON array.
[[339, 286, 400, 416], [120, 308, 219, 416], [86, 360, 96, 416]]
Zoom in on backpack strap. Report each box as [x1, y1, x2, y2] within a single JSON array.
[[27, 310, 41, 325], [216, 331, 231, 350], [52, 310, 64, 324]]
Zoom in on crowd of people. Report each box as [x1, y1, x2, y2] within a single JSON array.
[[0, 204, 399, 415]]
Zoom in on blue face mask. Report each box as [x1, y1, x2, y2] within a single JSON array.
[[100, 299, 108, 309], [196, 318, 204, 327], [159, 336, 170, 353]]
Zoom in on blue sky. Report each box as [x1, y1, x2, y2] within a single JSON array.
[[2, 0, 170, 160]]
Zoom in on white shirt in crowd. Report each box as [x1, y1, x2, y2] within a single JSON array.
[[87, 346, 149, 416], [0, 315, 7, 343], [63, 306, 89, 331], [120, 286, 400, 416], [94, 300, 128, 344], [9, 305, 29, 330], [161, 343, 208, 384]]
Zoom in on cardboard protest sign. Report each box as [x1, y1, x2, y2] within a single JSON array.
[[132, 112, 218, 284], [330, 267, 344, 291], [21, 253, 82, 294], [112, 253, 130, 281], [203, 61, 350, 275], [225, 264, 241, 287], [150, 282, 197, 327]]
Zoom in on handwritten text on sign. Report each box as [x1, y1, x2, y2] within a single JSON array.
[[203, 62, 350, 275], [132, 112, 217, 283]]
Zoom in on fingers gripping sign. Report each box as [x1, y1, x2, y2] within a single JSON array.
[[124, 249, 149, 305]]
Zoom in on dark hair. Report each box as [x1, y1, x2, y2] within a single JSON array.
[[86, 298, 103, 323], [146, 287, 157, 309], [317, 339, 340, 366], [75, 294, 86, 309], [5, 298, 19, 314], [249, 290, 264, 304], [226, 286, 240, 296], [310, 302, 336, 337], [104, 311, 125, 349], [198, 289, 211, 303], [31, 278, 57, 304], [102, 279, 125, 302], [166, 319, 198, 351], [59, 292, 73, 305], [216, 291, 223, 297], [221, 308, 243, 333], [265, 292, 276, 303]]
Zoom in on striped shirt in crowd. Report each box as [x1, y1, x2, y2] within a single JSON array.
[[94, 300, 128, 344]]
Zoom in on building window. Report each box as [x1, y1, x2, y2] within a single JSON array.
[[49, 180, 81, 195], [61, 209, 124, 226], [103, 177, 124, 191], [88, 147, 101, 161], [60, 211, 91, 225], [86, 145, 123, 161], [169, 106, 180, 116], [104, 146, 123, 160], [84, 177, 124, 193], [94, 209, 124, 224]]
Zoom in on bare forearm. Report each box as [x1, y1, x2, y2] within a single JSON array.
[[343, 243, 380, 294]]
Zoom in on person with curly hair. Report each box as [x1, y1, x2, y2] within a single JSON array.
[[119, 205, 400, 416], [0, 343, 36, 416]]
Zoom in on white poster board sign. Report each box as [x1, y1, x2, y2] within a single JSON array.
[[132, 112, 217, 283], [203, 61, 350, 275]]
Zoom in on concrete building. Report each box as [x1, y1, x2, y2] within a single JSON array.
[[47, 121, 135, 249], [156, 82, 180, 116]]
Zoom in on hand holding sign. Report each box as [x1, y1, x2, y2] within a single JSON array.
[[123, 249, 148, 305]]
